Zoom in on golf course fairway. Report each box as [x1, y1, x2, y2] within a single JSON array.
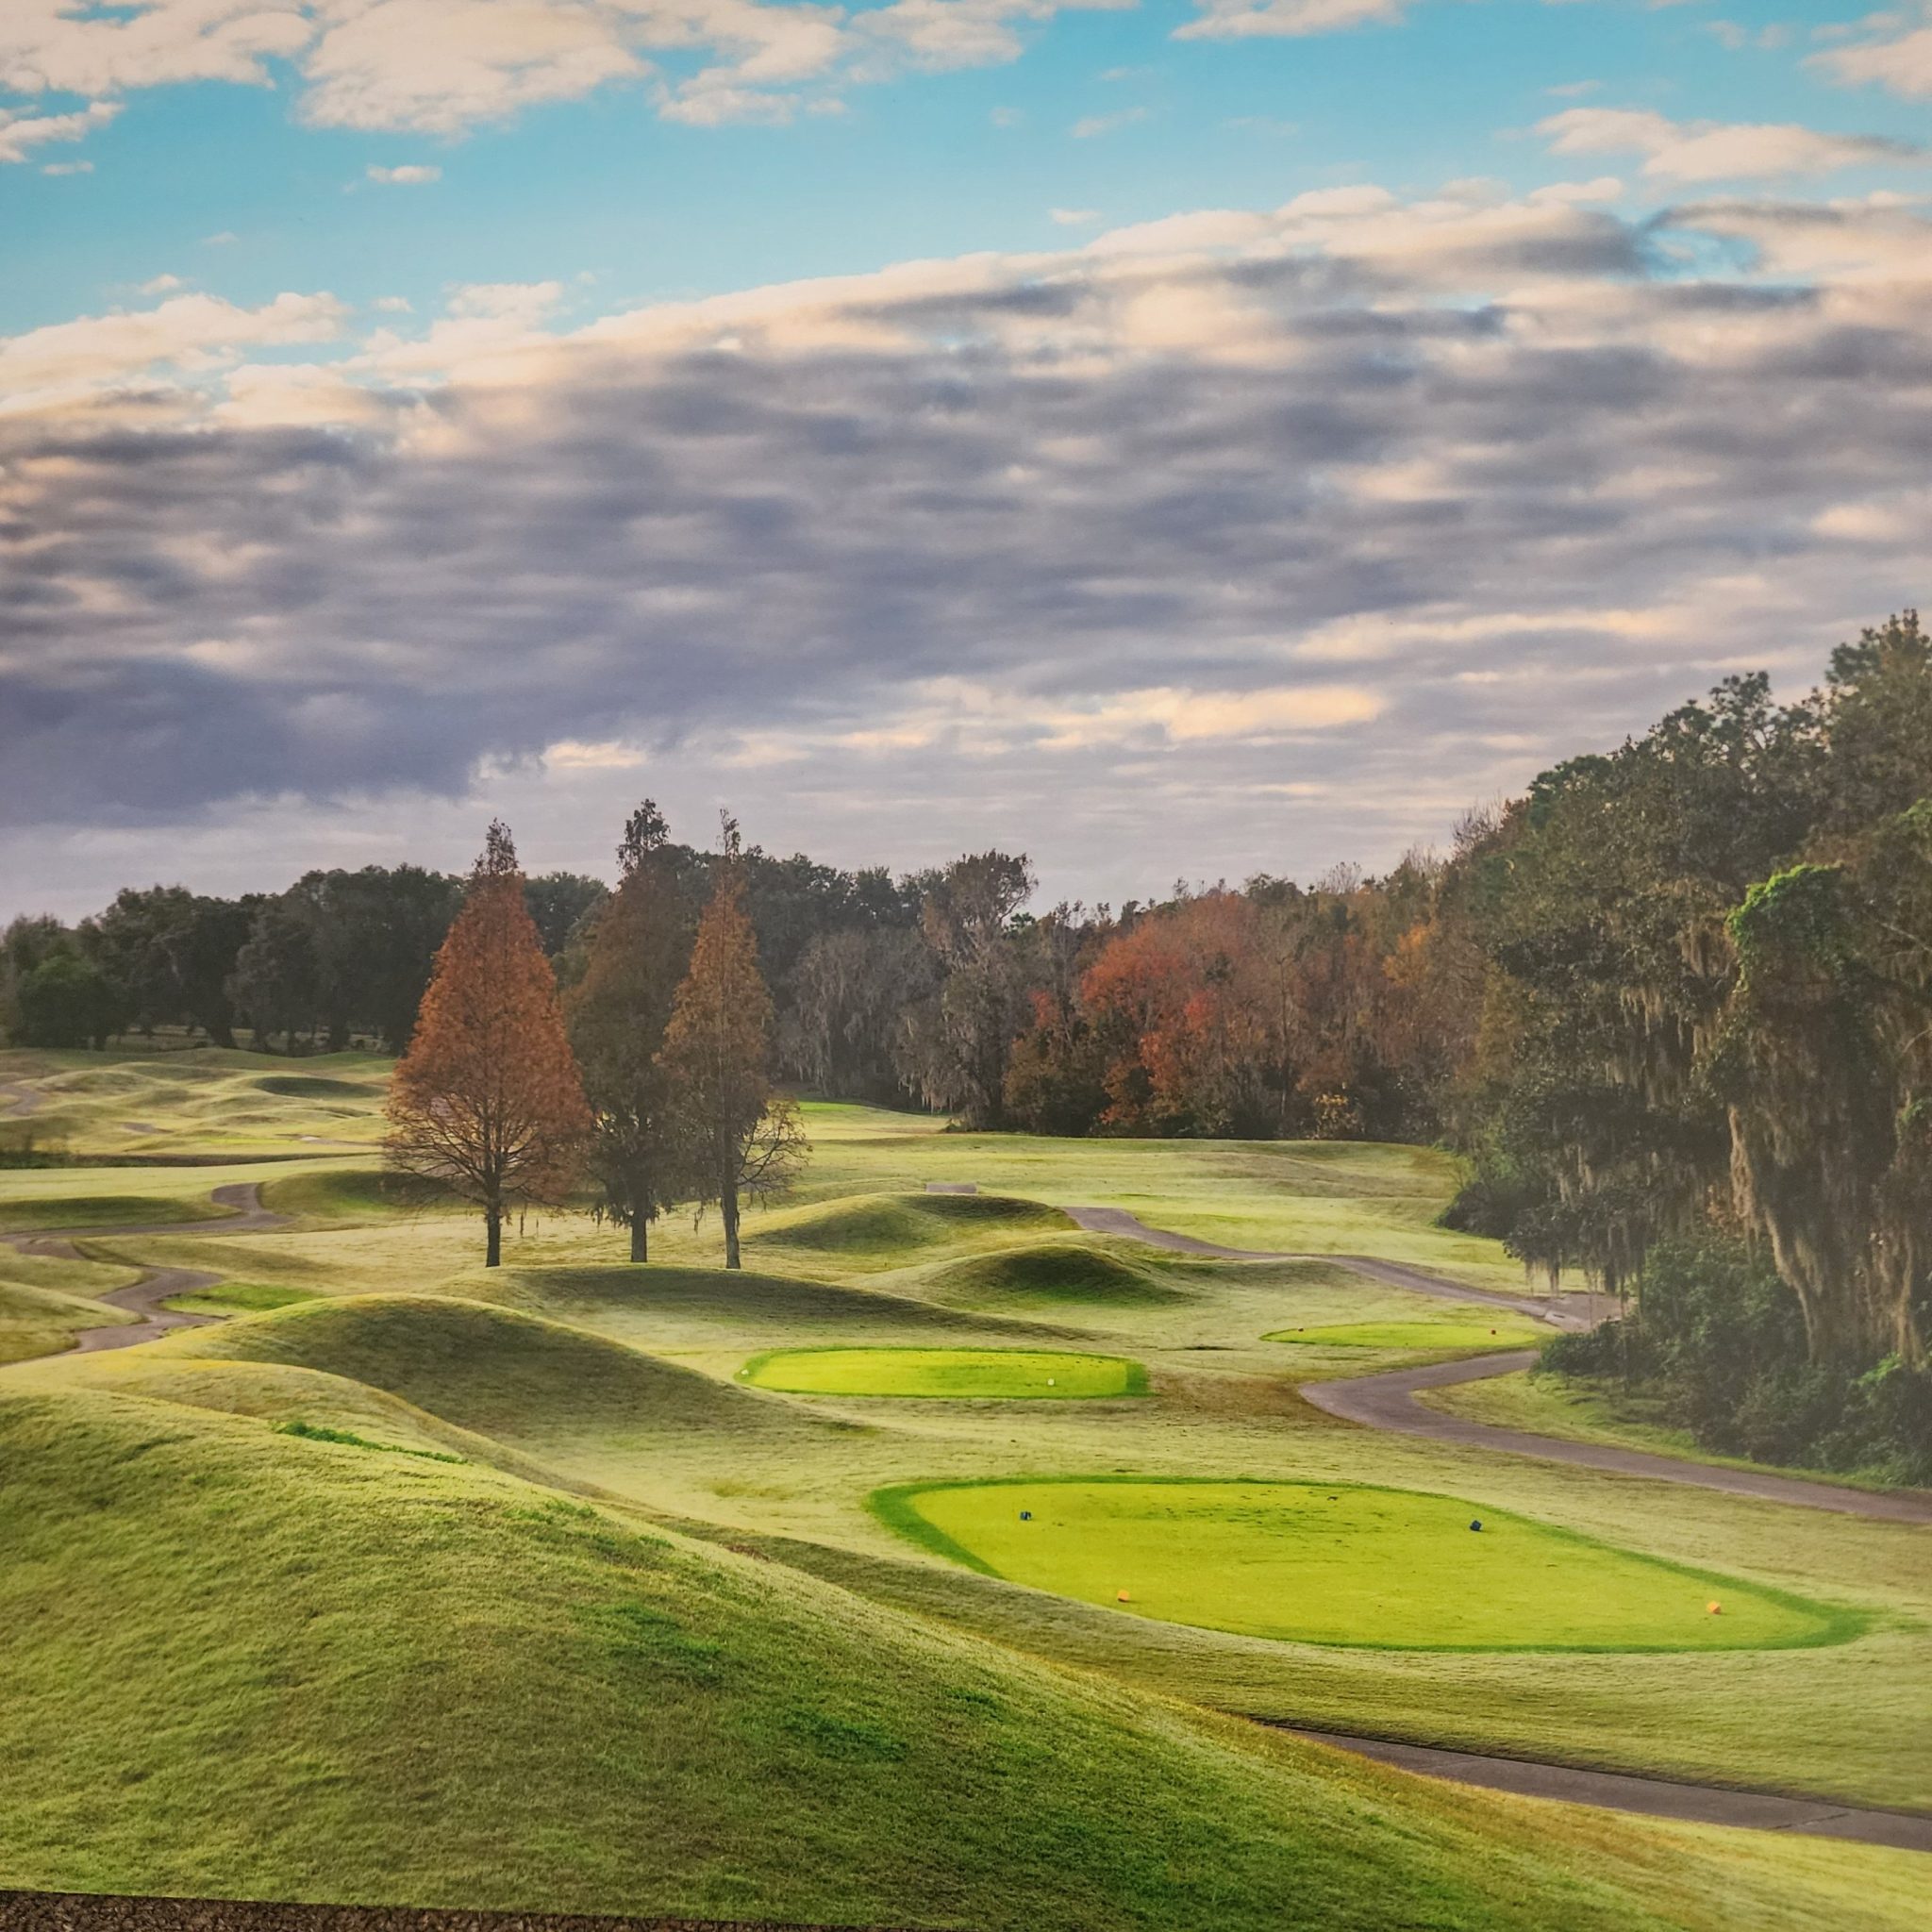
[[742, 1346, 1146, 1399], [874, 1478, 1857, 1652], [1266, 1319, 1546, 1351]]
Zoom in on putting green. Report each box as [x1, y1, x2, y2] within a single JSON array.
[[874, 1478, 1856, 1652], [1266, 1319, 1545, 1351], [742, 1347, 1146, 1400]]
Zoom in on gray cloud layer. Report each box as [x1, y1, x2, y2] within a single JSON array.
[[3, 184, 1929, 910]]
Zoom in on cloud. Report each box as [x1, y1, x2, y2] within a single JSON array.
[[0, 98, 118, 164], [0, 289, 346, 411], [1071, 106, 1147, 138], [1050, 207, 1101, 225], [1175, 0, 1408, 41], [41, 158, 92, 175], [4, 183, 1931, 912], [1810, 5, 1932, 101], [0, 0, 1133, 138], [1538, 107, 1925, 183], [366, 162, 441, 183]]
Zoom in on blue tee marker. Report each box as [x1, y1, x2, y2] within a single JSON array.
[[1469, 1520, 1483, 1532]]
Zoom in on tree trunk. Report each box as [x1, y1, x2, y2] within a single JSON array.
[[722, 1167, 741, 1270], [629, 1217, 648, 1263], [485, 1205, 502, 1268]]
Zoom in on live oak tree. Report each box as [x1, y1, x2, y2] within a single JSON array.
[[385, 823, 591, 1266], [658, 820, 808, 1269], [566, 802, 694, 1261]]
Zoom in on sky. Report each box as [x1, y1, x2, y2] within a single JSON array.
[[3, 0, 1930, 919]]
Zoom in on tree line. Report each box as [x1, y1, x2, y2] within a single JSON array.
[[5, 614, 1927, 1467], [385, 813, 806, 1270]]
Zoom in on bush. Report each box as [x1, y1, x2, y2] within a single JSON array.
[[1538, 1235, 1932, 1483]]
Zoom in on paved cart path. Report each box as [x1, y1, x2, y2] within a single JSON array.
[[1065, 1203, 1932, 1524], [1, 1182, 290, 1355], [1275, 1728, 1932, 1852]]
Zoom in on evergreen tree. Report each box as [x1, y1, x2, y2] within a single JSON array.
[[385, 822, 591, 1266], [567, 802, 694, 1261]]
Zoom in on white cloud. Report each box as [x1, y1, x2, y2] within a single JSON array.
[[0, 0, 1137, 138], [138, 274, 186, 294], [1050, 207, 1101, 225], [0, 98, 118, 164], [366, 161, 441, 183], [41, 158, 92, 175], [1810, 5, 1932, 101], [1538, 106, 1924, 183], [1175, 0, 1407, 41], [0, 290, 346, 411], [1071, 106, 1147, 138]]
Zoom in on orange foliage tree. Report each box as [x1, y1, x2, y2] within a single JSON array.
[[385, 822, 591, 1265], [658, 821, 808, 1268]]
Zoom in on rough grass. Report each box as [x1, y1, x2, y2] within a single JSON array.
[[874, 1476, 1859, 1654], [925, 1240, 1189, 1310], [0, 1278, 110, 1365], [741, 1347, 1148, 1401], [4, 1390, 1924, 1932], [173, 1294, 834, 1451], [746, 1190, 1072, 1268], [0, 1045, 390, 1157]]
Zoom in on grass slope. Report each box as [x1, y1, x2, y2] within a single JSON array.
[[875, 1477, 1858, 1654], [746, 1191, 1072, 1270], [173, 1294, 825, 1450], [924, 1240, 1189, 1310], [4, 1390, 1924, 1932]]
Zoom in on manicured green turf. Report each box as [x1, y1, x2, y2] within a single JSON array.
[[162, 1280, 317, 1315], [741, 1347, 1147, 1400], [1267, 1319, 1547, 1351], [875, 1478, 1857, 1654]]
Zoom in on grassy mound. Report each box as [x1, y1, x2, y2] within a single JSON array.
[[174, 1294, 813, 1448], [875, 1477, 1859, 1655], [741, 1347, 1147, 1400], [0, 1279, 108, 1366], [1268, 1318, 1547, 1352], [748, 1191, 1070, 1260], [6, 1391, 1915, 1932], [483, 1261, 1023, 1337], [254, 1075, 377, 1099], [258, 1167, 457, 1221], [928, 1241, 1188, 1310], [0, 1191, 222, 1236]]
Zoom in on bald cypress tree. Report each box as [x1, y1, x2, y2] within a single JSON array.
[[658, 820, 808, 1268], [386, 822, 591, 1266]]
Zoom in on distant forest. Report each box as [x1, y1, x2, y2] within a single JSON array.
[[6, 614, 1929, 1474]]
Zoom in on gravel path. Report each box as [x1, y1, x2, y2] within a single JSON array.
[[1, 1182, 291, 1356], [1, 1079, 44, 1117]]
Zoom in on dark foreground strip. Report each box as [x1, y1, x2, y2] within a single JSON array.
[[0, 1892, 908, 1932], [1277, 1728, 1932, 1853]]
